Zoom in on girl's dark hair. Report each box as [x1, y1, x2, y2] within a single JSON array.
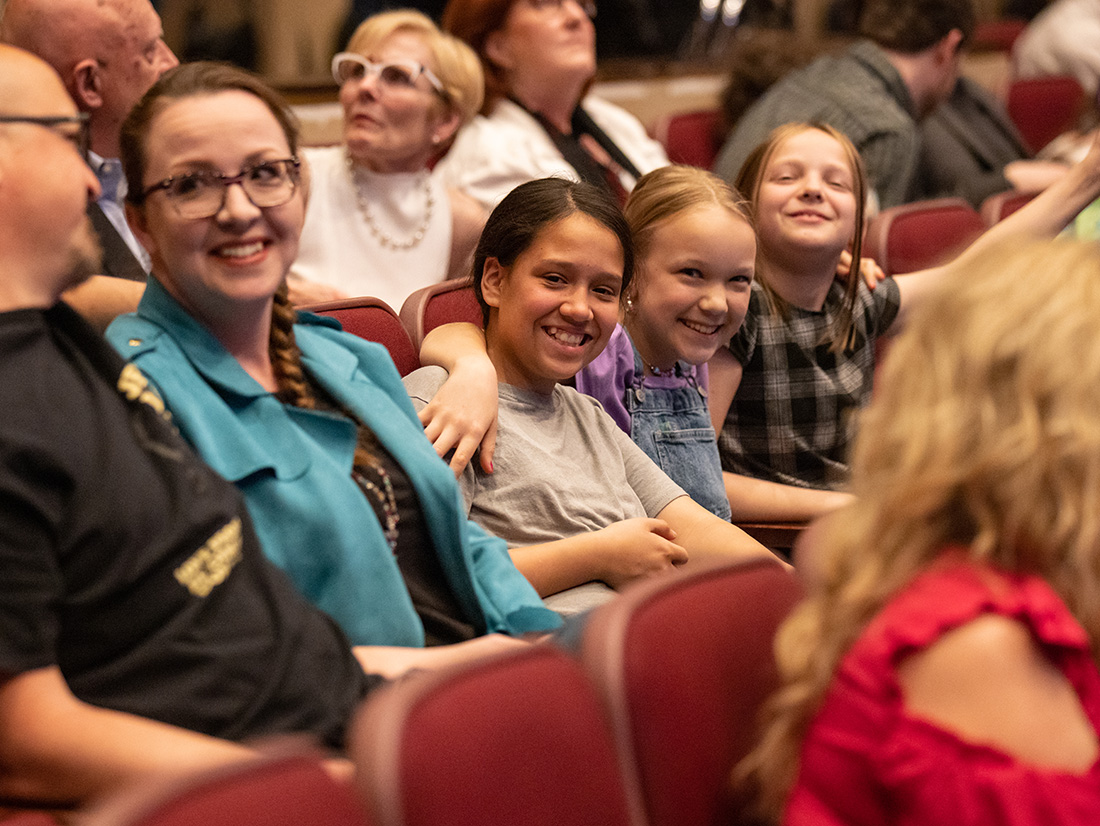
[[470, 177, 634, 326], [120, 61, 300, 208]]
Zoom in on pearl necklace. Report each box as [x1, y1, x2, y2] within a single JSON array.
[[345, 151, 434, 251]]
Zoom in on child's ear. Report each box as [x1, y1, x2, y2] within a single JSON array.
[[481, 257, 505, 309]]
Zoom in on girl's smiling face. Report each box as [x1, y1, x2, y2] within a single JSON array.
[[754, 127, 858, 261], [482, 212, 624, 395], [627, 204, 755, 370]]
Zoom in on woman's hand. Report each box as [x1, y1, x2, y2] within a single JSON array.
[[352, 635, 531, 680], [591, 518, 688, 590], [418, 355, 500, 476], [837, 250, 885, 290]]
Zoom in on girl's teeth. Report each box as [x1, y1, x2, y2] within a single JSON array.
[[219, 242, 264, 258], [682, 320, 720, 335], [548, 327, 585, 346]]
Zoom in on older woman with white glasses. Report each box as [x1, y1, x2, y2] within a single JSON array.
[[288, 9, 486, 309], [435, 0, 669, 210]]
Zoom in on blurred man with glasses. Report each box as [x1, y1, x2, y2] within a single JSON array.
[[1, 0, 177, 325], [0, 45, 394, 807]]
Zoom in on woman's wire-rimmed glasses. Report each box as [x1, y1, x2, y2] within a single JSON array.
[[0, 113, 90, 160], [139, 158, 302, 220], [331, 52, 447, 98]]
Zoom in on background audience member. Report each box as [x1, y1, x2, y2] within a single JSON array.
[[1014, 0, 1100, 99], [435, 0, 668, 211], [916, 74, 1069, 207], [0, 44, 381, 805], [713, 0, 975, 209], [716, 25, 1064, 209], [107, 62, 559, 649], [405, 178, 773, 614], [708, 122, 1100, 500], [289, 10, 487, 309], [741, 239, 1100, 824], [0, 0, 177, 326]]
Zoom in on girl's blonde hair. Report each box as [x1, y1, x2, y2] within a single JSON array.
[[734, 122, 866, 353], [739, 239, 1100, 817], [624, 163, 753, 276], [346, 9, 484, 127]]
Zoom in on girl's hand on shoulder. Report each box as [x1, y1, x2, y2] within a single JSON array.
[[837, 249, 885, 290], [592, 518, 688, 590], [418, 355, 500, 476]]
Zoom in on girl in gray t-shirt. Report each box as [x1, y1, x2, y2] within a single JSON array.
[[405, 178, 773, 611]]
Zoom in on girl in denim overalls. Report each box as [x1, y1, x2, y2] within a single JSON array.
[[574, 166, 756, 520]]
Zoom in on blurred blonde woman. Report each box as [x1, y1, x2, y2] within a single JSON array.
[[290, 10, 487, 309], [740, 239, 1100, 825]]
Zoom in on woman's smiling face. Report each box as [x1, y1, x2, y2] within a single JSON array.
[[130, 90, 304, 326], [482, 211, 624, 394]]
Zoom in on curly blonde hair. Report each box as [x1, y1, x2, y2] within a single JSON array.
[[739, 238, 1100, 818]]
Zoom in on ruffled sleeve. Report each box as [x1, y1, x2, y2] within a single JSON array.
[[787, 559, 1100, 826]]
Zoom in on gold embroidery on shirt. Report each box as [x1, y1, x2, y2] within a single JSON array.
[[117, 363, 170, 419], [174, 518, 243, 597]]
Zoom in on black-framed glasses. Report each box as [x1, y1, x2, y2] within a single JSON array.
[[527, 0, 597, 17], [331, 52, 446, 97], [140, 158, 301, 220], [0, 113, 90, 159]]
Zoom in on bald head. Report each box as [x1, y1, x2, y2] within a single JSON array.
[[1, 0, 110, 80], [0, 44, 103, 307], [0, 43, 75, 117], [1, 0, 176, 157]]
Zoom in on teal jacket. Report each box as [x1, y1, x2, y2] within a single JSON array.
[[107, 278, 559, 646]]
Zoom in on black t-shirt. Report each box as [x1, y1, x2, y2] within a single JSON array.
[[0, 304, 376, 748]]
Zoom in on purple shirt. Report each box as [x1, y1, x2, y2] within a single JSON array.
[[575, 325, 709, 433]]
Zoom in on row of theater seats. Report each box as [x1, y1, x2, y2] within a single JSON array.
[[71, 557, 802, 826], [653, 74, 1087, 172], [863, 190, 1038, 276], [302, 278, 483, 378]]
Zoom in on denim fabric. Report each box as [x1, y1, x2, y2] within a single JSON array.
[[626, 348, 731, 521]]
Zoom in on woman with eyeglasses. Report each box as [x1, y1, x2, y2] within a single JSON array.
[[288, 10, 487, 310], [435, 0, 668, 210], [106, 61, 560, 662]]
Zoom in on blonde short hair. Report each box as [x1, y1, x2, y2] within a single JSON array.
[[346, 8, 484, 127]]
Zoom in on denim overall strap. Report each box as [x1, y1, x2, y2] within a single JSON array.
[[625, 344, 732, 520]]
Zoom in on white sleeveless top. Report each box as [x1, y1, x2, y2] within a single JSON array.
[[291, 145, 453, 311]]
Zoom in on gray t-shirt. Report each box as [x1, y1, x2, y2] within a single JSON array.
[[404, 368, 686, 545]]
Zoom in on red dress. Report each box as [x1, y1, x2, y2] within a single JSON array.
[[786, 558, 1100, 825]]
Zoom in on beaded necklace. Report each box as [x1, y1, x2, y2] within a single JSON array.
[[345, 150, 434, 251], [352, 460, 399, 553]]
